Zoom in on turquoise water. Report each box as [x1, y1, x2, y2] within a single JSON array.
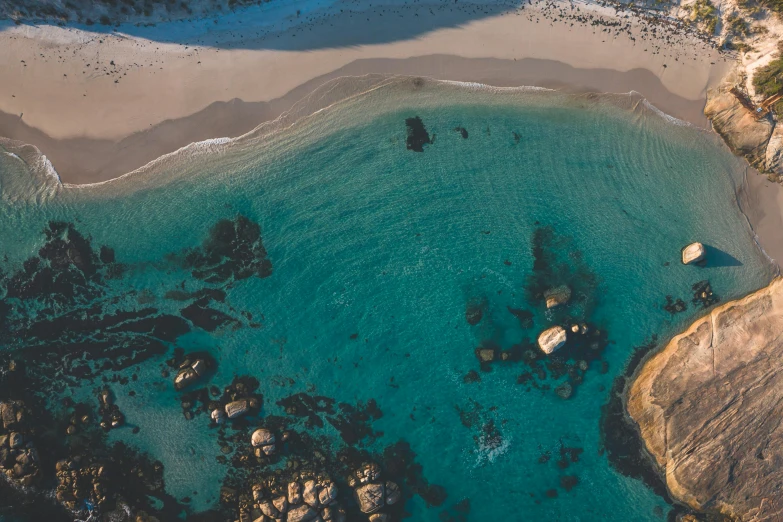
[[0, 79, 775, 520]]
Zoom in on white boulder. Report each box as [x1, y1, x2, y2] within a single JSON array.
[[682, 242, 706, 265], [537, 326, 567, 354]]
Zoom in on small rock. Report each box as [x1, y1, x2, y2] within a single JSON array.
[[287, 503, 317, 522], [288, 481, 302, 505], [272, 495, 288, 514], [225, 399, 249, 419], [319, 481, 338, 505], [258, 500, 279, 518], [303, 479, 319, 507], [8, 432, 23, 449], [211, 408, 225, 424], [555, 382, 573, 400], [252, 428, 275, 447], [385, 481, 401, 505], [545, 285, 571, 308]]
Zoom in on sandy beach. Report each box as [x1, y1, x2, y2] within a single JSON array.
[[0, 0, 781, 264]]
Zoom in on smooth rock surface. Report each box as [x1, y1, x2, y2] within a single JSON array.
[[537, 326, 567, 354], [628, 277, 783, 521], [252, 428, 275, 447], [705, 75, 773, 170], [681, 242, 706, 265]]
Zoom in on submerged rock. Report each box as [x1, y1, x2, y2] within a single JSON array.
[[544, 285, 571, 309], [627, 278, 783, 520], [681, 242, 706, 265], [537, 326, 567, 355]]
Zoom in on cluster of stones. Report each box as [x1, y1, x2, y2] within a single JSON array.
[[0, 400, 39, 487], [208, 383, 261, 424], [212, 394, 261, 424], [97, 388, 125, 431], [233, 473, 344, 522], [348, 462, 401, 522], [174, 356, 209, 390], [54, 458, 110, 510]]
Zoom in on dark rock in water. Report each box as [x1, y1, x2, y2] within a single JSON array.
[[507, 306, 533, 329], [405, 116, 431, 152], [554, 382, 573, 400], [453, 127, 468, 139], [4, 221, 103, 306], [691, 280, 720, 308], [462, 370, 481, 384], [663, 295, 687, 315], [180, 299, 236, 331], [600, 336, 673, 504], [184, 215, 273, 284], [99, 246, 115, 264], [382, 440, 447, 508], [465, 298, 485, 325], [559, 475, 579, 492]]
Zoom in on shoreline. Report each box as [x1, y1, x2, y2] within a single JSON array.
[[0, 0, 729, 182], [1, 0, 782, 268]]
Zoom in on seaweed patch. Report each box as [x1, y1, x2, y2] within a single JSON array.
[[405, 116, 432, 152]]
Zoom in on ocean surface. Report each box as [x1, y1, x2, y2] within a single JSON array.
[[0, 78, 776, 521]]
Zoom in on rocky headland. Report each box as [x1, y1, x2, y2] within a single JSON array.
[[627, 277, 783, 521]]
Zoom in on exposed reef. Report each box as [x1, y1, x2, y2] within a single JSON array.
[[627, 278, 783, 521]]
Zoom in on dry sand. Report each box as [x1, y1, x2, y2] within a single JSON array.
[[0, 0, 729, 180], [0, 0, 781, 266]]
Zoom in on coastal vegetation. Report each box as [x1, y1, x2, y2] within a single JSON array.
[[754, 42, 783, 98], [689, 0, 718, 34]]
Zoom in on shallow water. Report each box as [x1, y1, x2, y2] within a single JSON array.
[[0, 79, 775, 521]]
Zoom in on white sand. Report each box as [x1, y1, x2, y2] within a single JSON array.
[[0, 0, 728, 143]]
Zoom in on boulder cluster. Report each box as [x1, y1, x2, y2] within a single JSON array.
[[174, 356, 209, 390], [54, 458, 110, 510], [97, 387, 125, 431], [0, 400, 40, 487], [348, 462, 401, 521], [231, 473, 345, 522]]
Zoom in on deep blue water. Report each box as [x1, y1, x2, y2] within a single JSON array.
[[0, 81, 775, 521]]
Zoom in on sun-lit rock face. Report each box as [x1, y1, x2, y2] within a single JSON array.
[[628, 277, 783, 521]]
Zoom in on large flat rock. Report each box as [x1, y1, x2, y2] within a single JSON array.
[[627, 278, 783, 521]]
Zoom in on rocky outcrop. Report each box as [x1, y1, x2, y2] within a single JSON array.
[[537, 326, 567, 354], [705, 76, 774, 170], [246, 475, 344, 522], [627, 278, 783, 521], [348, 463, 401, 518]]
